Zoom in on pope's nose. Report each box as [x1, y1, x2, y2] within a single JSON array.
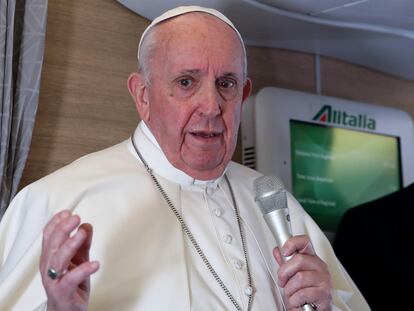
[[196, 83, 222, 117]]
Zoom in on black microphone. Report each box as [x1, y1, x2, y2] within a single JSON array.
[[253, 175, 315, 311]]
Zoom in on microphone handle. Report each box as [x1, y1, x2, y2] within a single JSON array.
[[264, 209, 293, 261], [264, 210, 316, 311]]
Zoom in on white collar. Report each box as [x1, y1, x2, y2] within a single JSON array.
[[129, 121, 225, 189]]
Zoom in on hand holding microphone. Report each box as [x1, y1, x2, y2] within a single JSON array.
[[253, 176, 332, 311]]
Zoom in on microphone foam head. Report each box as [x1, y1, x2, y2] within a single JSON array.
[[253, 175, 287, 215]]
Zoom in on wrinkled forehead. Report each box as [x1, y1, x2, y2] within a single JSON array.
[[152, 15, 245, 78], [137, 6, 246, 61]]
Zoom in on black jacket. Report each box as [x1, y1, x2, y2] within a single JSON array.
[[333, 183, 414, 310]]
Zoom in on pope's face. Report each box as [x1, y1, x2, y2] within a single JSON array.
[[129, 13, 251, 180]]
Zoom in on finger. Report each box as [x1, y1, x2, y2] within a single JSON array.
[[59, 261, 100, 298], [272, 247, 284, 266], [278, 253, 326, 287], [40, 211, 72, 274], [50, 227, 89, 276], [283, 270, 319, 298], [71, 223, 93, 266], [281, 235, 315, 258], [41, 215, 83, 287], [288, 286, 330, 310], [42, 210, 72, 247], [78, 223, 93, 252], [45, 215, 81, 254]]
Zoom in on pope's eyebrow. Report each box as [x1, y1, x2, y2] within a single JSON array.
[[177, 69, 201, 76], [219, 72, 241, 82]]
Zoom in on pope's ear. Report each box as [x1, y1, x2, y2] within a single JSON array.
[[242, 78, 252, 102], [127, 72, 150, 121]]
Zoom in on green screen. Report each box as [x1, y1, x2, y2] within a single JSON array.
[[290, 120, 401, 231]]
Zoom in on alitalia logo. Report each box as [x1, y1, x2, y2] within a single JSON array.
[[312, 105, 376, 130]]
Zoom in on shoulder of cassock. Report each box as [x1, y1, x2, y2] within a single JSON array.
[[0, 139, 172, 310], [0, 140, 140, 265]]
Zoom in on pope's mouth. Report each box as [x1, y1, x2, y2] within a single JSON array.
[[191, 131, 221, 138], [188, 131, 223, 145]]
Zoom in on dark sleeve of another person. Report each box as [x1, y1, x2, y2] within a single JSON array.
[[333, 183, 414, 311]]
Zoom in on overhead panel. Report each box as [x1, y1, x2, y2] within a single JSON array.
[[117, 0, 414, 81], [255, 0, 356, 15], [316, 0, 414, 30]]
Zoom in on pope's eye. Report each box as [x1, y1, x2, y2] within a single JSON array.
[[178, 78, 193, 88], [217, 79, 236, 89], [216, 77, 239, 100]]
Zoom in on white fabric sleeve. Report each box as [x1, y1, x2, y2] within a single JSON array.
[[287, 193, 371, 311], [33, 301, 47, 311]]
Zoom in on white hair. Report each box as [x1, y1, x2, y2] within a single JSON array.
[[137, 26, 158, 85]]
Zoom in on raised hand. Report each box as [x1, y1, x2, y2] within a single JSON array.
[[39, 210, 100, 311], [273, 235, 332, 311]]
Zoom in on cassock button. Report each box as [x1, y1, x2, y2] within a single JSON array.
[[234, 259, 244, 270], [244, 286, 254, 296], [214, 208, 223, 217], [223, 234, 233, 244]]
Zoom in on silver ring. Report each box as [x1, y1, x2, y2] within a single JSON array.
[[47, 267, 59, 280], [310, 303, 317, 310]]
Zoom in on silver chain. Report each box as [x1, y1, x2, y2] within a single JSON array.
[[131, 136, 254, 311]]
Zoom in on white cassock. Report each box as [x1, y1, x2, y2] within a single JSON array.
[[0, 122, 370, 311]]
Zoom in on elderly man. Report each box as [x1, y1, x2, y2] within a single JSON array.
[[0, 6, 369, 311]]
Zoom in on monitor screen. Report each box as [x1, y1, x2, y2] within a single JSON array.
[[290, 120, 402, 231]]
